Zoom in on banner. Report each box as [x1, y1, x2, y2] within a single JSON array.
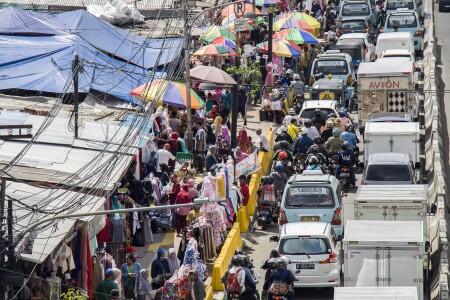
[[234, 151, 260, 179]]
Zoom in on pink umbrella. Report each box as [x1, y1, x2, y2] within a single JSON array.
[[190, 65, 237, 86]]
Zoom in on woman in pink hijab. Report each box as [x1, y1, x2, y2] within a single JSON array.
[[265, 63, 274, 87], [237, 127, 250, 154]]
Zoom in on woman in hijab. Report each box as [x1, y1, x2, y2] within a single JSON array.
[[167, 248, 181, 276], [135, 269, 163, 300], [207, 105, 219, 120], [121, 253, 142, 299], [237, 127, 250, 154], [150, 247, 171, 290]]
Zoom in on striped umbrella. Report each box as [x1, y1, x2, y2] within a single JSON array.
[[256, 39, 302, 57], [200, 25, 235, 43], [193, 44, 237, 56], [274, 12, 321, 35], [273, 17, 315, 33], [131, 80, 204, 109], [273, 28, 319, 44], [211, 36, 237, 49]]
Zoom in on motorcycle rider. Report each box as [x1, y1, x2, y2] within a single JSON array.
[[306, 144, 328, 166], [303, 119, 320, 140], [261, 250, 280, 300], [325, 128, 344, 155], [275, 126, 294, 144], [289, 74, 305, 99], [283, 109, 296, 126], [287, 118, 301, 142], [271, 162, 288, 198], [224, 255, 257, 300], [338, 108, 352, 128], [341, 124, 358, 151], [294, 128, 314, 157], [305, 155, 324, 172], [336, 141, 356, 186], [312, 109, 326, 132], [313, 137, 329, 158], [267, 256, 296, 300], [321, 119, 335, 141]]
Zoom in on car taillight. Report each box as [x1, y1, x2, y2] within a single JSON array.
[[415, 30, 423, 37], [331, 207, 341, 225], [347, 75, 353, 86], [320, 252, 338, 264], [278, 209, 288, 225]]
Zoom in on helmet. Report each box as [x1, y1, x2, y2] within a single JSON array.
[[293, 73, 300, 80], [332, 128, 341, 137], [308, 155, 319, 165], [286, 69, 293, 76], [278, 151, 288, 161], [281, 125, 288, 132], [309, 144, 319, 154], [326, 120, 334, 128], [272, 89, 280, 99], [275, 162, 284, 172], [288, 108, 296, 116], [231, 255, 242, 266], [338, 108, 347, 117], [261, 175, 274, 185], [345, 124, 354, 132], [279, 256, 289, 266], [314, 109, 321, 116], [342, 141, 350, 150], [303, 118, 312, 127]]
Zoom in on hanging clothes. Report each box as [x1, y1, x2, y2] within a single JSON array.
[[92, 255, 104, 292], [111, 215, 126, 243], [201, 175, 218, 200], [143, 214, 154, 244]]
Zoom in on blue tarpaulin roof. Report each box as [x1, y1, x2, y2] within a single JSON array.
[[0, 7, 182, 104]]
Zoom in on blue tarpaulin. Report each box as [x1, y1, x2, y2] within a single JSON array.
[[0, 7, 182, 104]]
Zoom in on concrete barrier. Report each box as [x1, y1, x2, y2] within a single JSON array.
[[211, 223, 243, 291]]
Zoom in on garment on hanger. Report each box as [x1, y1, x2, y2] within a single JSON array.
[[52, 243, 76, 274], [143, 214, 154, 244], [111, 215, 126, 243], [201, 175, 218, 200], [92, 255, 104, 292]]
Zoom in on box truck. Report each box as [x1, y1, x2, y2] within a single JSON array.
[[334, 286, 418, 300], [364, 122, 421, 165], [343, 220, 425, 300], [357, 60, 417, 133]]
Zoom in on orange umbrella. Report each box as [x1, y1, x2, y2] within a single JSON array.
[[221, 3, 261, 17]]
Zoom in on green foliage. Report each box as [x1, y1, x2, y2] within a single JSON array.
[[226, 60, 262, 99], [60, 288, 88, 300]]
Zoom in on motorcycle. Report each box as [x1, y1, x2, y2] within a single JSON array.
[[257, 201, 279, 230], [294, 94, 304, 114], [294, 153, 306, 174], [339, 166, 353, 191]]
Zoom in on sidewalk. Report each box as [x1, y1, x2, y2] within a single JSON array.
[[237, 103, 277, 141]]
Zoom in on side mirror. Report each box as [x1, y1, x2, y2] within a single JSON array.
[[429, 203, 437, 215], [358, 162, 365, 169], [415, 162, 421, 170], [270, 235, 279, 243]]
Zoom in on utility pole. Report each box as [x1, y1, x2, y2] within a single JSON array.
[[183, 0, 193, 151], [72, 55, 79, 139], [0, 179, 5, 300], [268, 10, 274, 63], [6, 178, 13, 299]]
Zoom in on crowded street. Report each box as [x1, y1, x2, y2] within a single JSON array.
[[0, 0, 447, 299]]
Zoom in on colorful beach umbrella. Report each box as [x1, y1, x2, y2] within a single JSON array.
[[274, 12, 321, 35], [200, 25, 235, 43], [211, 36, 237, 49], [273, 17, 315, 33], [193, 44, 237, 56], [221, 3, 261, 17], [256, 39, 302, 57], [273, 28, 319, 45], [131, 80, 204, 109]]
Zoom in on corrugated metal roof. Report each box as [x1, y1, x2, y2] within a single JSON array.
[[0, 0, 174, 10], [11, 181, 105, 263]]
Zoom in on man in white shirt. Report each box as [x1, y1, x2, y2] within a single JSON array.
[[304, 119, 320, 140], [157, 143, 175, 172], [256, 129, 270, 152]]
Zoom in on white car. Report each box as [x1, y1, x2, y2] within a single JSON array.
[[299, 100, 341, 121], [338, 33, 376, 62], [378, 49, 415, 62], [274, 222, 342, 287]]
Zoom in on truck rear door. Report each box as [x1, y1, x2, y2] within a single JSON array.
[[387, 247, 422, 293], [355, 201, 425, 221], [366, 133, 418, 162], [345, 247, 379, 286]]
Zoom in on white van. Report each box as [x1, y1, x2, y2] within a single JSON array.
[[375, 32, 414, 58]]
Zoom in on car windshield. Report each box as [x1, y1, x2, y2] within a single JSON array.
[[341, 21, 366, 32], [286, 186, 335, 207], [386, 0, 414, 10], [365, 164, 411, 181], [314, 60, 349, 75], [336, 47, 362, 60], [300, 108, 335, 119], [387, 14, 418, 28], [342, 3, 370, 16], [280, 238, 330, 255]]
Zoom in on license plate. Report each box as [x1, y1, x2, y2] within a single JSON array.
[[319, 92, 335, 100], [297, 263, 315, 269], [301, 216, 320, 222], [340, 173, 350, 178]]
